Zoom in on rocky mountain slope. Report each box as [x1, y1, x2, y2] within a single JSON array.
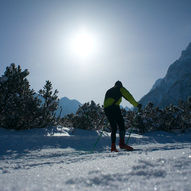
[[56, 97, 81, 117], [140, 42, 191, 108]]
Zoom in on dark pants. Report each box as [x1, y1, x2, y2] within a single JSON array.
[[104, 105, 125, 144]]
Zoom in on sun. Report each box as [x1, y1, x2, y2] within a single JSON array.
[[69, 28, 98, 59]]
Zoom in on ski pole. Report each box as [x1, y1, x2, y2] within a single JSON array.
[[91, 130, 104, 152], [126, 109, 142, 144], [126, 127, 133, 145], [91, 115, 105, 152]]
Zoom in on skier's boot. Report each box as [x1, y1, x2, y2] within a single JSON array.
[[119, 139, 134, 151], [111, 143, 118, 152]]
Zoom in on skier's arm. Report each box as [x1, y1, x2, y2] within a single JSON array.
[[120, 87, 139, 107]]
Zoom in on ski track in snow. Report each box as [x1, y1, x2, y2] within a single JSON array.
[[0, 127, 191, 191]]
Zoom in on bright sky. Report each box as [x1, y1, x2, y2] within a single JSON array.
[[0, 0, 191, 107]]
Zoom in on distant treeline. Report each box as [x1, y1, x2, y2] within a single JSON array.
[[1, 64, 191, 132], [61, 99, 191, 133]]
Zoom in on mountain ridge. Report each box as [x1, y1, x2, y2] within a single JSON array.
[[57, 96, 82, 117], [139, 42, 191, 108]]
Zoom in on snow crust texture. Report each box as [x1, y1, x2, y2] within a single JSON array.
[[0, 127, 191, 191]]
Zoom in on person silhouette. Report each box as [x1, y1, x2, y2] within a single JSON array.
[[104, 81, 141, 152]]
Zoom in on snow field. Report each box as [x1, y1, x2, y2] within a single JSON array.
[[0, 127, 191, 191]]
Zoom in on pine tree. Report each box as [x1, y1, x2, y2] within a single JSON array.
[[72, 100, 105, 130], [39, 80, 59, 127], [0, 64, 42, 129]]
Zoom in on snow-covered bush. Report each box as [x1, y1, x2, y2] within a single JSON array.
[[61, 101, 109, 130], [126, 99, 191, 133], [73, 101, 105, 130], [61, 98, 191, 133]]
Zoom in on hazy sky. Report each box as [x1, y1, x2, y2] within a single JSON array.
[[1, 0, 191, 107]]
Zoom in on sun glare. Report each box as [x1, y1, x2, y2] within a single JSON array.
[[69, 28, 98, 59]]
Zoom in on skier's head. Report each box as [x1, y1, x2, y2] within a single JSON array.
[[115, 81, 123, 88]]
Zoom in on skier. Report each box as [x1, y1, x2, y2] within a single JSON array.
[[104, 81, 141, 152]]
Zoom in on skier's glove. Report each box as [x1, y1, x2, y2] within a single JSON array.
[[137, 104, 142, 112]]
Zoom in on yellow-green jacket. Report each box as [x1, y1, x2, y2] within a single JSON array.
[[104, 86, 138, 108]]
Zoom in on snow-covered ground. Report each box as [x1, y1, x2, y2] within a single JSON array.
[[0, 126, 191, 191]]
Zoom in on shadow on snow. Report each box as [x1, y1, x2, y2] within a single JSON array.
[[0, 127, 191, 159]]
